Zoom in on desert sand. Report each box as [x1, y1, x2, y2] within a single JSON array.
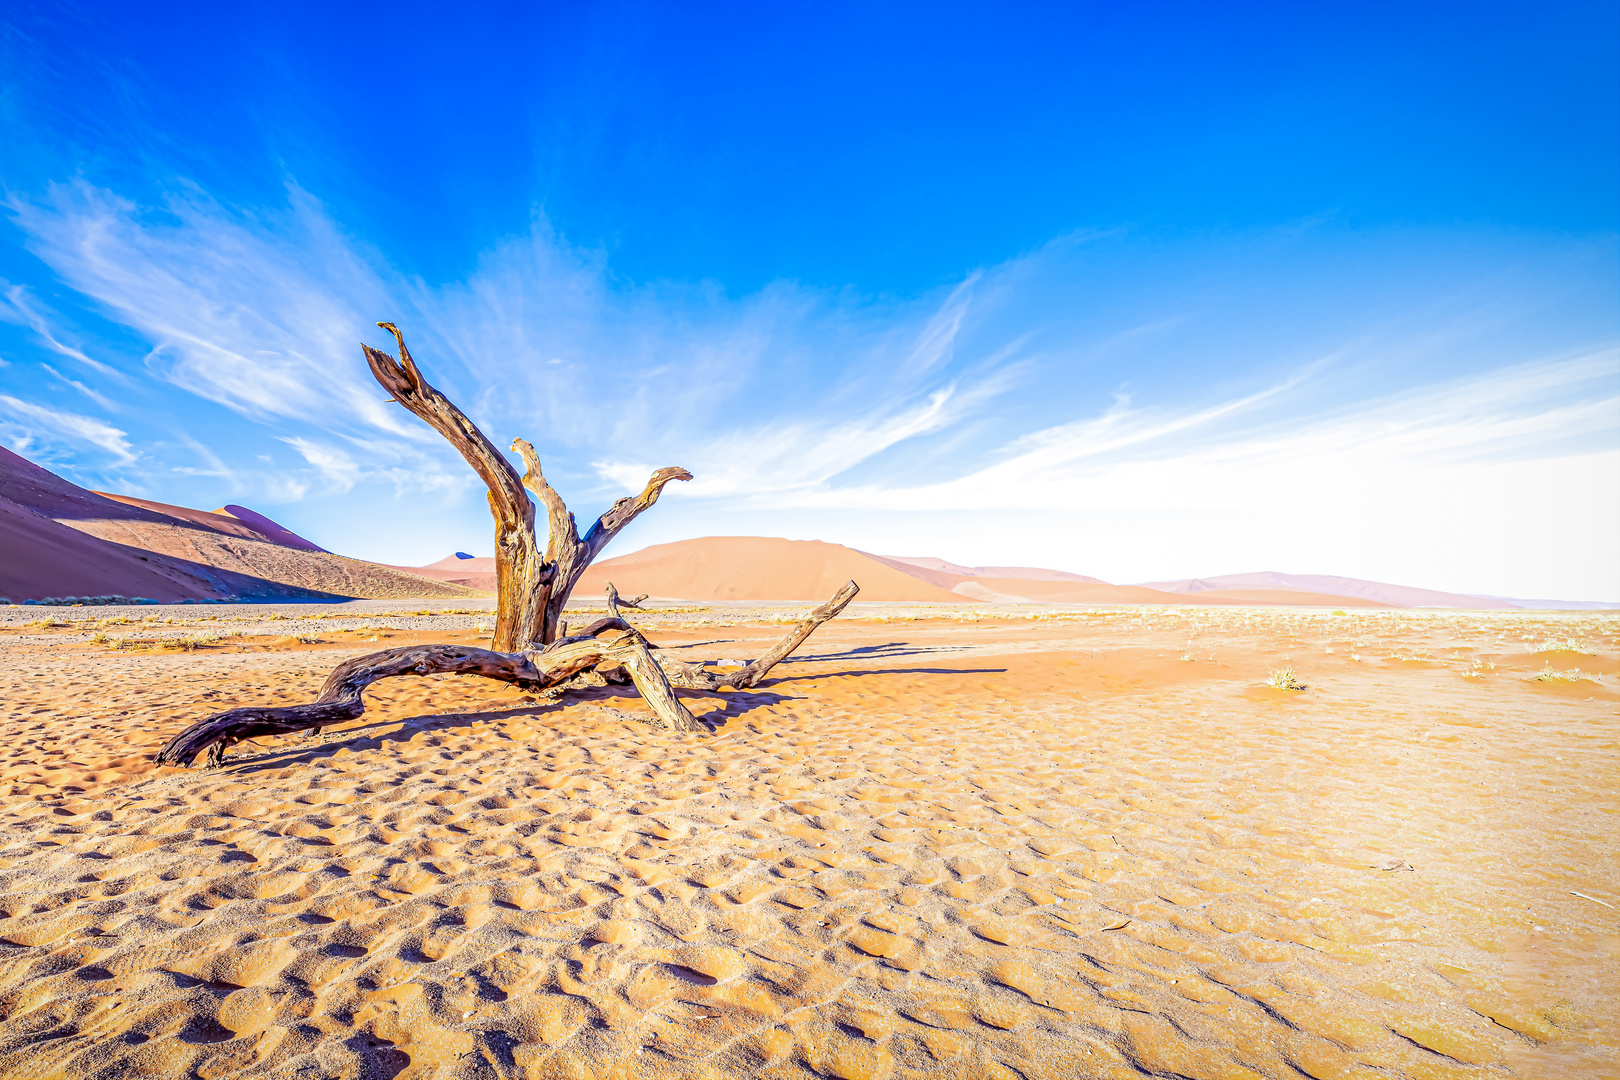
[[0, 600, 1614, 1079], [0, 448, 478, 605]]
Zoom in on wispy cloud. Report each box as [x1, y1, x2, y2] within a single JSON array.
[[760, 348, 1620, 513], [5, 178, 1616, 594], [0, 394, 135, 463], [9, 182, 408, 433], [0, 280, 122, 377]]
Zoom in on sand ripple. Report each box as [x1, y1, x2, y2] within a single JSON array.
[[0, 608, 1613, 1078]]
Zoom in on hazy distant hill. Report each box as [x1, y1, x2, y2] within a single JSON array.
[[1136, 570, 1519, 609]]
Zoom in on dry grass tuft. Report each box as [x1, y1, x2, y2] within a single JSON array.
[[1265, 667, 1305, 691]]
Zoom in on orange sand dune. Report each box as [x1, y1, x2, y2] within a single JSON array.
[[1142, 570, 1517, 609], [573, 538, 1420, 607], [944, 576, 1226, 605], [577, 537, 966, 602], [0, 496, 221, 602], [1, 446, 478, 602], [868, 553, 1109, 584]]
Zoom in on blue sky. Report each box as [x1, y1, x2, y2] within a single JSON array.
[[1, 1, 1616, 599]]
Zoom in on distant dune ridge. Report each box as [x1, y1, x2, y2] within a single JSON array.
[[373, 553, 497, 594], [570, 537, 1401, 606], [4, 447, 1612, 607], [1136, 570, 1522, 610], [0, 446, 479, 603]]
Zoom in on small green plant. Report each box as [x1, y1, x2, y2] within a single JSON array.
[[1536, 637, 1594, 655], [88, 631, 112, 645], [1265, 666, 1305, 691], [1331, 609, 1348, 616], [1532, 664, 1584, 683], [1461, 657, 1496, 679]]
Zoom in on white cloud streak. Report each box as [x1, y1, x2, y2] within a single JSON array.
[[5, 179, 1616, 595], [0, 394, 134, 463], [0, 280, 121, 377]]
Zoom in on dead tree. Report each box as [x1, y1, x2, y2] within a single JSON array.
[[153, 325, 860, 767], [362, 322, 690, 651], [604, 581, 648, 618]]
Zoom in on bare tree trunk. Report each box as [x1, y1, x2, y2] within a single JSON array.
[[510, 440, 689, 644], [362, 323, 689, 649]]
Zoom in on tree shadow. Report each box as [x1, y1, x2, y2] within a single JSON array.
[[196, 660, 1007, 773], [758, 666, 1008, 683], [783, 641, 975, 663]]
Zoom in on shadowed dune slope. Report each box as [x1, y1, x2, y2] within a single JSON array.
[[0, 497, 241, 603], [0, 447, 478, 602], [92, 492, 276, 541]]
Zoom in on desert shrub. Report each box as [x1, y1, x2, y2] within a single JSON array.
[[1265, 667, 1304, 691]]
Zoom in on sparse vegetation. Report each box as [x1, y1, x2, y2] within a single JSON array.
[[1536, 637, 1594, 655], [1265, 667, 1305, 691], [1532, 664, 1585, 684]]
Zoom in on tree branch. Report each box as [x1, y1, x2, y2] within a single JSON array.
[[365, 324, 530, 530], [580, 466, 694, 564], [155, 624, 699, 767], [605, 581, 648, 618], [653, 581, 860, 691]]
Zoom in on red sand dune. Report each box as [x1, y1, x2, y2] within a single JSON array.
[[1140, 570, 1517, 609], [0, 446, 476, 602], [575, 537, 966, 602], [408, 539, 1428, 607], [0, 496, 218, 603], [374, 555, 497, 594]]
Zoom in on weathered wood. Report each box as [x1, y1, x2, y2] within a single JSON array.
[[363, 324, 547, 652], [604, 581, 648, 618], [151, 324, 857, 769], [511, 439, 689, 644], [155, 626, 698, 767], [654, 581, 861, 691], [364, 324, 690, 649]]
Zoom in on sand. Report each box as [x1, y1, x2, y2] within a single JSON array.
[[0, 601, 1614, 1079], [0, 448, 480, 604]]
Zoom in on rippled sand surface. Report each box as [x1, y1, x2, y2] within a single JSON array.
[[0, 605, 1614, 1079]]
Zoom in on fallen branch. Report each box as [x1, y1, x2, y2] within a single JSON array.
[[153, 582, 860, 768], [155, 623, 697, 768], [605, 581, 648, 618], [657, 580, 860, 690]]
